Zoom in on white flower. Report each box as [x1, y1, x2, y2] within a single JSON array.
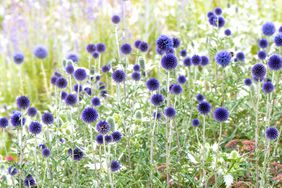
[[224, 174, 234, 187]]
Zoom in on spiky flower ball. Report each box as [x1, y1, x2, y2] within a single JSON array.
[[65, 94, 77, 106], [8, 166, 18, 176], [170, 84, 183, 95], [133, 64, 141, 71], [262, 81, 274, 93], [92, 52, 99, 59], [66, 53, 79, 63], [156, 35, 173, 53], [74, 68, 87, 81], [224, 29, 231, 36], [262, 22, 276, 36], [65, 64, 74, 74], [244, 78, 252, 86], [34, 45, 48, 59], [198, 101, 211, 115], [68, 147, 84, 161], [73, 84, 82, 92], [29, 121, 42, 135], [102, 65, 111, 73], [16, 96, 30, 109], [192, 118, 200, 127], [10, 111, 26, 127], [191, 55, 202, 65], [61, 91, 67, 100], [86, 44, 96, 53], [161, 54, 178, 70], [183, 57, 192, 66], [236, 52, 245, 61], [42, 148, 51, 157], [13, 52, 24, 64], [24, 174, 36, 187], [265, 127, 279, 140], [258, 38, 268, 48], [274, 32, 282, 46], [134, 40, 142, 48], [251, 63, 266, 81], [213, 107, 229, 122], [91, 97, 101, 107], [50, 76, 57, 85], [172, 37, 180, 48], [112, 131, 122, 142], [153, 111, 162, 120], [111, 15, 120, 24], [214, 7, 222, 15], [268, 54, 282, 71], [164, 107, 176, 118], [96, 134, 104, 144], [111, 160, 121, 172], [196, 94, 204, 102], [215, 51, 231, 67], [258, 51, 267, 60], [0, 117, 8, 128], [180, 50, 187, 57], [81, 107, 99, 123], [146, 78, 160, 91], [139, 42, 149, 52], [112, 69, 126, 83], [96, 120, 111, 134], [42, 112, 54, 125], [150, 94, 164, 106], [131, 72, 141, 81], [201, 56, 209, 66], [56, 77, 68, 88], [177, 75, 186, 84], [96, 43, 106, 53], [105, 135, 113, 143], [120, 43, 132, 55]]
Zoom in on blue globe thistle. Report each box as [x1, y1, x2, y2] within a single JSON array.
[[196, 94, 204, 102], [29, 121, 42, 135], [180, 50, 187, 57], [131, 72, 141, 81], [172, 37, 180, 48], [81, 107, 99, 123], [133, 64, 140, 72], [65, 94, 77, 106], [183, 57, 192, 66], [198, 101, 211, 115], [252, 63, 266, 80], [91, 97, 101, 106], [153, 111, 162, 120], [38, 144, 46, 149], [68, 147, 84, 161], [244, 78, 252, 86], [42, 112, 54, 125], [207, 11, 215, 18], [224, 29, 232, 36], [33, 45, 48, 59], [112, 131, 122, 142], [192, 118, 200, 127], [111, 160, 121, 172], [105, 135, 113, 143], [146, 78, 160, 91], [177, 75, 186, 84], [214, 7, 222, 15], [161, 54, 178, 70], [96, 134, 104, 144], [102, 65, 111, 73], [92, 52, 99, 59], [267, 54, 282, 71], [213, 107, 229, 122], [274, 32, 282, 46], [112, 69, 126, 83], [208, 15, 217, 26], [0, 117, 8, 128], [258, 51, 267, 60], [258, 38, 268, 48], [111, 15, 120, 24], [265, 127, 279, 140], [56, 77, 68, 88], [165, 48, 175, 54], [120, 43, 132, 55], [16, 96, 30, 109], [139, 42, 149, 52], [170, 84, 183, 95], [96, 43, 106, 53], [164, 107, 176, 118], [279, 26, 282, 32], [24, 174, 36, 187], [84, 87, 92, 96], [8, 166, 18, 176], [100, 90, 108, 98], [66, 53, 79, 63], [86, 43, 96, 53], [10, 111, 26, 127], [96, 120, 111, 134], [191, 55, 202, 65], [134, 40, 142, 48], [61, 91, 68, 100], [13, 52, 24, 64], [27, 107, 37, 117], [50, 76, 57, 85], [156, 47, 165, 55], [150, 94, 164, 106], [262, 22, 276, 36], [65, 64, 74, 74], [236, 52, 245, 61], [262, 81, 274, 93], [73, 84, 82, 92], [201, 55, 209, 66], [215, 50, 232, 67], [156, 35, 173, 52], [74, 68, 87, 81], [42, 148, 51, 157], [218, 16, 225, 27], [54, 71, 62, 77]]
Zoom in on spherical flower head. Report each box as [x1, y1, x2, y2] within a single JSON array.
[[96, 134, 104, 144], [73, 84, 82, 93], [81, 107, 99, 123], [218, 16, 225, 28], [91, 97, 101, 106], [16, 96, 30, 109], [69, 147, 84, 161], [66, 53, 79, 63], [192, 55, 202, 65], [10, 111, 26, 127], [38, 144, 46, 149], [34, 45, 48, 59], [213, 107, 229, 122], [145, 78, 159, 91], [215, 51, 231, 67], [92, 52, 99, 59], [161, 54, 178, 70], [50, 76, 57, 85], [224, 29, 231, 36], [13, 52, 24, 64], [177, 75, 186, 84], [262, 22, 276, 36], [279, 26, 282, 32], [111, 15, 120, 24], [274, 32, 282, 46], [74, 68, 87, 81], [265, 127, 279, 140], [139, 42, 149, 52], [131, 72, 141, 81], [27, 107, 37, 117], [252, 63, 266, 80], [267, 54, 282, 71], [8, 166, 18, 176], [207, 11, 214, 18], [201, 55, 209, 66], [120, 43, 132, 55], [214, 7, 222, 15], [102, 65, 110, 73], [56, 77, 68, 88], [42, 148, 51, 157], [180, 50, 187, 57], [150, 93, 164, 106], [112, 69, 126, 83], [170, 84, 183, 95], [172, 37, 180, 48], [42, 112, 54, 125], [24, 174, 36, 187], [65, 94, 77, 106], [112, 131, 122, 142], [262, 81, 274, 93], [134, 40, 142, 48], [244, 78, 252, 86], [192, 118, 200, 127], [164, 107, 176, 118], [65, 64, 74, 74], [183, 57, 192, 66], [0, 117, 8, 128], [29, 121, 42, 135], [133, 64, 141, 71], [61, 91, 67, 100], [105, 135, 113, 143], [96, 120, 111, 134], [84, 87, 91, 96], [156, 35, 173, 52], [258, 51, 267, 60], [208, 15, 217, 26], [153, 111, 162, 120], [258, 38, 268, 48], [96, 43, 106, 53], [198, 101, 211, 115], [196, 94, 204, 102], [165, 48, 174, 54], [86, 43, 96, 53], [156, 47, 164, 55], [111, 160, 121, 172], [236, 52, 245, 61]]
